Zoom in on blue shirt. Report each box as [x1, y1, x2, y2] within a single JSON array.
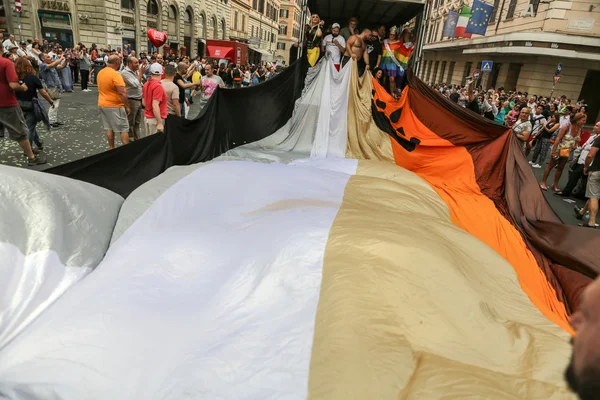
[[39, 62, 63, 91]]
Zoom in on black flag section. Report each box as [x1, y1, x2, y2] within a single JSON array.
[[46, 59, 308, 198]]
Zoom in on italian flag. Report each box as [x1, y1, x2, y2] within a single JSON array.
[[455, 6, 472, 38]]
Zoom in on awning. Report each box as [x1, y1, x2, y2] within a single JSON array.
[[249, 46, 272, 57], [206, 45, 234, 59], [307, 0, 424, 27]]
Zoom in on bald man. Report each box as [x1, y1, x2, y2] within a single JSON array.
[[565, 276, 600, 399], [97, 55, 130, 149], [174, 62, 196, 117]]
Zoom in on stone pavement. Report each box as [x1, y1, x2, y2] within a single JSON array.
[[0, 84, 113, 172]]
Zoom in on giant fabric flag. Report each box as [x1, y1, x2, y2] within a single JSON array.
[[466, 0, 495, 35], [1, 56, 599, 398], [455, 6, 473, 38], [443, 10, 460, 37]]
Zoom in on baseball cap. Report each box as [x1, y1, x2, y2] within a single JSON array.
[[150, 63, 163, 75], [332, 23, 340, 29], [19, 40, 26, 45]]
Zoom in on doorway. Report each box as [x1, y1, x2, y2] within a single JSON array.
[[579, 70, 600, 123], [504, 63, 523, 91], [490, 63, 501, 89]]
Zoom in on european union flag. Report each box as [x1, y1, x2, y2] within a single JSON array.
[[465, 0, 494, 35]]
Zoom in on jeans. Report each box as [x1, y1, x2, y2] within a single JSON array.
[[80, 70, 89, 90], [23, 110, 43, 148], [180, 102, 186, 118], [532, 138, 551, 164]]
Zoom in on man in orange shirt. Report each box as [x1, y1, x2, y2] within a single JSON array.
[[97, 55, 130, 149]]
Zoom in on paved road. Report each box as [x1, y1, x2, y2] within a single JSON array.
[[0, 87, 586, 225], [0, 83, 110, 171]]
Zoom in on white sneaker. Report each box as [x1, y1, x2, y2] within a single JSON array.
[[533, 164, 542, 168], [528, 161, 534, 165]]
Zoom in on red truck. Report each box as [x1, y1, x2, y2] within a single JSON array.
[[205, 40, 248, 66]]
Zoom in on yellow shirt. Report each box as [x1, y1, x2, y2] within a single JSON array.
[[97, 67, 126, 107]]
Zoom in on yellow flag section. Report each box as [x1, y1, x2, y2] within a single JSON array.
[[307, 159, 574, 399]]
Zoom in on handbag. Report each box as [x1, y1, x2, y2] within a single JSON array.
[[559, 148, 571, 158], [46, 86, 62, 100], [306, 29, 320, 67]]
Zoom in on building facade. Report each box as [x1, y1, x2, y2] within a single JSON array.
[[248, 0, 279, 62], [274, 0, 301, 65], [0, 0, 231, 58], [419, 0, 600, 122], [230, 0, 250, 42]]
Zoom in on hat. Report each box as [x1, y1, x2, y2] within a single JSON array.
[[332, 23, 340, 29], [149, 63, 163, 75], [19, 40, 26, 45], [8, 44, 18, 50]]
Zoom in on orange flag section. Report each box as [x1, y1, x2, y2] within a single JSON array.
[[374, 83, 572, 333]]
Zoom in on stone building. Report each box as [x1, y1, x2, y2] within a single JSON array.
[[0, 0, 231, 57], [248, 0, 279, 62], [274, 0, 301, 65], [230, 0, 250, 42], [419, 0, 600, 122]]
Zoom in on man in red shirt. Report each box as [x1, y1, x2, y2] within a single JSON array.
[[0, 57, 46, 165], [142, 63, 167, 136]]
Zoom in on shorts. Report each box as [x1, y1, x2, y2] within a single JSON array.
[[99, 107, 129, 133], [586, 171, 600, 199], [145, 117, 161, 137], [0, 106, 28, 142]]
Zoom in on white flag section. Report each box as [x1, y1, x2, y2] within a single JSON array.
[[0, 168, 123, 352], [0, 159, 357, 400], [311, 56, 351, 158]]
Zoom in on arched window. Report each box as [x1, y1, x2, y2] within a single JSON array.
[[168, 5, 177, 19], [220, 19, 226, 40], [212, 17, 217, 39], [199, 13, 206, 38], [147, 0, 159, 15], [184, 8, 192, 23]]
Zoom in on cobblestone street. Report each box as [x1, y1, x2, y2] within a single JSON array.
[[0, 83, 115, 171]]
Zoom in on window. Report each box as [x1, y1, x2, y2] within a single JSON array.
[[184, 9, 192, 23], [447, 61, 456, 83], [279, 24, 288, 35], [462, 62, 472, 85], [259, 0, 265, 13], [505, 0, 517, 19], [439, 61, 447, 83], [489, 0, 500, 23], [242, 15, 245, 32], [432, 61, 439, 82], [121, 0, 134, 9], [280, 9, 289, 18], [234, 11, 238, 30], [168, 5, 177, 19], [277, 42, 286, 50], [253, 0, 257, 10], [426, 60, 433, 82], [147, 0, 159, 15], [221, 19, 226, 40]]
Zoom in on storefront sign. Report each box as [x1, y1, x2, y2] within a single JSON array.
[[567, 18, 595, 31], [38, 11, 71, 30], [40, 0, 69, 11], [121, 16, 135, 26], [123, 29, 135, 39]]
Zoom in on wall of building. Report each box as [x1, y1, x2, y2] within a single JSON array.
[[3, 0, 232, 57], [274, 0, 301, 64]]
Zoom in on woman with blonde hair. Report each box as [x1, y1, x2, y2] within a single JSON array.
[[14, 57, 54, 153], [540, 112, 587, 191]]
